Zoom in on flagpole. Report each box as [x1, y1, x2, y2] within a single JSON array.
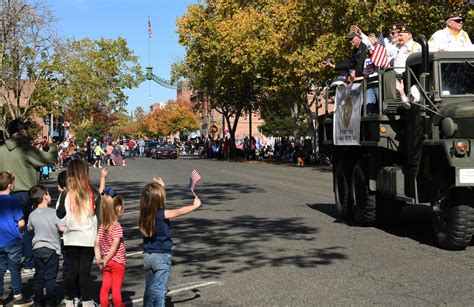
[[148, 16, 151, 99]]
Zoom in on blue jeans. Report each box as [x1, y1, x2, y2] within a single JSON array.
[[143, 253, 172, 307], [366, 87, 379, 115], [12, 191, 34, 269], [0, 240, 23, 296], [33, 247, 59, 305]]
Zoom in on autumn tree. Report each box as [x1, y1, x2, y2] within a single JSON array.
[[140, 99, 199, 138]]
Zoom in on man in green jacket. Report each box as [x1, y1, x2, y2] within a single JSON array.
[[0, 119, 58, 273]]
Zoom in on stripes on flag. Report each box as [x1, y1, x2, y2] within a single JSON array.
[[371, 33, 389, 68], [190, 169, 202, 192], [148, 19, 153, 38], [111, 150, 123, 166]]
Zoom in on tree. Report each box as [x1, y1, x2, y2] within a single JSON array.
[[140, 99, 200, 138], [50, 37, 142, 129], [175, 1, 268, 147], [0, 0, 58, 129]]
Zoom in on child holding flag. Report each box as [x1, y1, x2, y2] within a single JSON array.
[[138, 176, 201, 307]]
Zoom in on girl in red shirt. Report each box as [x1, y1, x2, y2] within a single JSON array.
[[94, 188, 126, 307]]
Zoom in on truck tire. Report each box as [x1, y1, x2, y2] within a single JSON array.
[[432, 199, 474, 250], [351, 163, 376, 226], [334, 161, 351, 220]]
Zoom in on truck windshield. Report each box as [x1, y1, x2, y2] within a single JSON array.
[[440, 62, 474, 96]]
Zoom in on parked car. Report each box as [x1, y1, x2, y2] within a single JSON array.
[[151, 144, 178, 159], [144, 141, 160, 157]]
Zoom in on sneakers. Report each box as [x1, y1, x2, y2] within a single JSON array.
[[81, 300, 98, 307], [12, 294, 32, 306], [22, 268, 35, 275]]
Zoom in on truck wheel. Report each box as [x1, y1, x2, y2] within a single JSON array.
[[351, 163, 376, 226], [334, 161, 351, 219], [431, 198, 474, 250]]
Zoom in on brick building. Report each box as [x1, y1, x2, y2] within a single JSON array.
[[177, 80, 264, 139]]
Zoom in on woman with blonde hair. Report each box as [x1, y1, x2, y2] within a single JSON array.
[[56, 160, 107, 307]]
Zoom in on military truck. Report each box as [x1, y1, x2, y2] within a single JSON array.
[[317, 36, 474, 250]]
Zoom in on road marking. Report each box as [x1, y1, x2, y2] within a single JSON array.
[[123, 210, 140, 216], [167, 281, 219, 295], [126, 281, 219, 305], [126, 251, 142, 257]]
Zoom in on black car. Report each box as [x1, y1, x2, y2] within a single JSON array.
[[151, 144, 178, 159], [144, 142, 160, 157]]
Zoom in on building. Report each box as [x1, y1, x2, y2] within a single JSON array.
[[180, 80, 264, 139]]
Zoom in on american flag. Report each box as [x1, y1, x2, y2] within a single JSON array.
[[111, 150, 123, 166], [371, 33, 389, 68], [148, 18, 152, 38], [190, 169, 202, 192]]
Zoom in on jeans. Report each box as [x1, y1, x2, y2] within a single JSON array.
[[143, 253, 172, 307], [100, 260, 125, 307], [366, 87, 379, 115], [0, 240, 23, 296], [13, 191, 34, 269], [33, 247, 59, 305]]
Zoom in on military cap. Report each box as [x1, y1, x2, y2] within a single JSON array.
[[390, 22, 403, 32], [397, 24, 413, 34], [345, 31, 360, 40], [447, 10, 463, 21]]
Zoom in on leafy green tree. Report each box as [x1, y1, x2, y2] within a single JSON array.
[[50, 37, 142, 128]]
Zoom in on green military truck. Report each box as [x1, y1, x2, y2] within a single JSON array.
[[318, 36, 474, 250]]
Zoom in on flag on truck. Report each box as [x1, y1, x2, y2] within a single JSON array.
[[371, 33, 389, 68]]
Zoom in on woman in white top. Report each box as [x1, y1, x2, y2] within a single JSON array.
[[57, 160, 107, 307]]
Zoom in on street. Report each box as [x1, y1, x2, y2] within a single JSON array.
[[12, 157, 474, 306]]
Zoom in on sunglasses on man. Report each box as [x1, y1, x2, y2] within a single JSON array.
[[451, 19, 463, 24]]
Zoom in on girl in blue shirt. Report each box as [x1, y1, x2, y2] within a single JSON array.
[[139, 177, 201, 307]]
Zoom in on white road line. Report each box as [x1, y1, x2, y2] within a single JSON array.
[[126, 251, 142, 257], [125, 226, 139, 230], [123, 210, 140, 216], [167, 281, 219, 295], [126, 281, 219, 305]]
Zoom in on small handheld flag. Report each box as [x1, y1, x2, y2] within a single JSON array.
[[190, 169, 202, 194], [371, 33, 389, 69]]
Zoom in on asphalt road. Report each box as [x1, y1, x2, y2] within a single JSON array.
[[9, 156, 474, 306]]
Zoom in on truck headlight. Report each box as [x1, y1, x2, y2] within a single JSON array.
[[455, 141, 469, 155]]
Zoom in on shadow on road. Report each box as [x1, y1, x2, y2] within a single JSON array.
[[307, 202, 438, 248], [172, 215, 347, 279]]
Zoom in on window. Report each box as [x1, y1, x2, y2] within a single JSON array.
[[440, 62, 474, 96]]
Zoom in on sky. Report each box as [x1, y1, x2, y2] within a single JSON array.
[[46, 0, 198, 114]]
